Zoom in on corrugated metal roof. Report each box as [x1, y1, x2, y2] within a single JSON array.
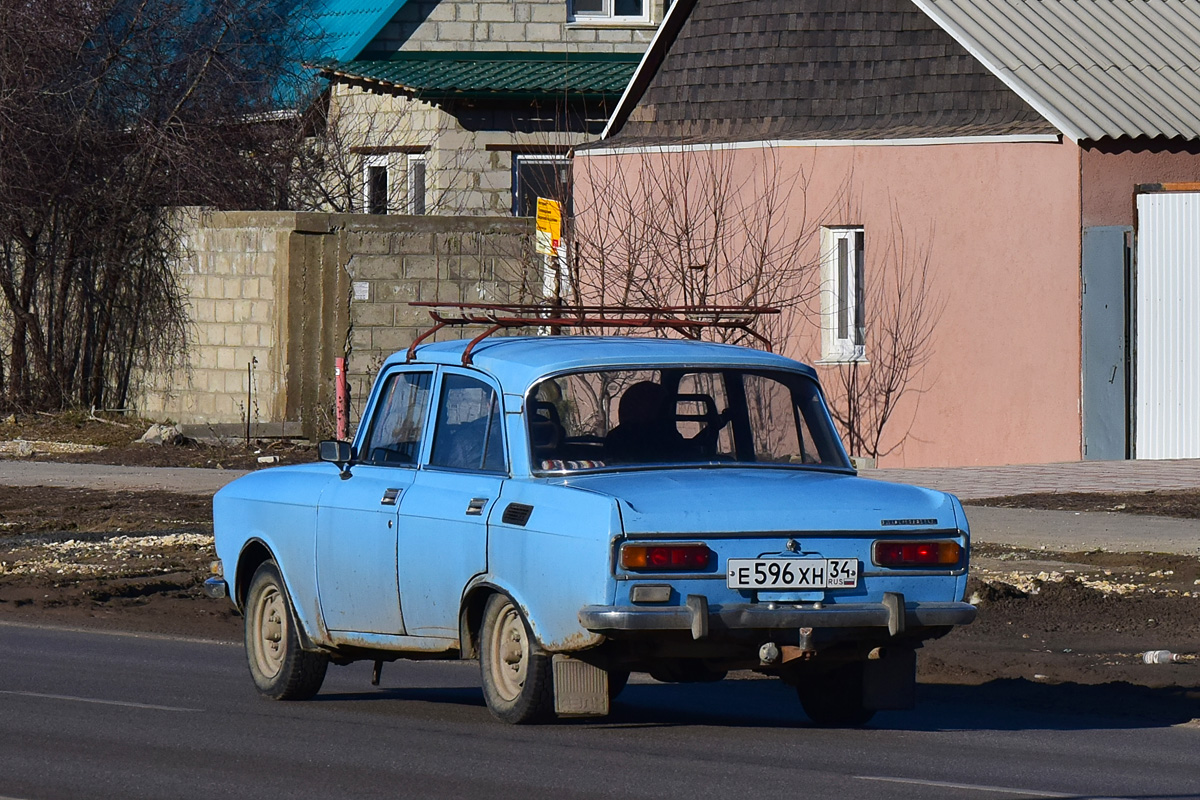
[[309, 0, 411, 62], [911, 0, 1200, 141], [319, 53, 641, 100]]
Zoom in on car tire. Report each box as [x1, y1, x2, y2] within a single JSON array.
[[479, 593, 553, 724], [245, 561, 329, 700], [796, 662, 876, 727]]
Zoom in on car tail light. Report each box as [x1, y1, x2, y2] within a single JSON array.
[[620, 544, 712, 571], [873, 540, 961, 567]]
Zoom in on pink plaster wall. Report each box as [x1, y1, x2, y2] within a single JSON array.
[[1082, 147, 1200, 228], [575, 140, 1083, 468]]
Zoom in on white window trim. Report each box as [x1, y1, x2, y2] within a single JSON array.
[[568, 0, 651, 25], [513, 154, 571, 216], [818, 226, 867, 363], [406, 153, 426, 215], [362, 154, 391, 215]]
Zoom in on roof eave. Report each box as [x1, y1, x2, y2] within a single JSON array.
[[318, 70, 617, 103], [600, 0, 699, 140]]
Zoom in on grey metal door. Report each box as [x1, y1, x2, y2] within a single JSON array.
[[1081, 226, 1131, 460]]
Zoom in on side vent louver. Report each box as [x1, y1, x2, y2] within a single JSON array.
[[502, 503, 534, 526]]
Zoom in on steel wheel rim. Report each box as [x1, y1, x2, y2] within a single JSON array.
[[252, 583, 287, 679], [488, 601, 528, 702]]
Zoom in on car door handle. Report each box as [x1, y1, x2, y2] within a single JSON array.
[[380, 488, 402, 506], [466, 497, 488, 516]]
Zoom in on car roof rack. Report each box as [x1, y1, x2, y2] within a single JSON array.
[[405, 302, 781, 365]]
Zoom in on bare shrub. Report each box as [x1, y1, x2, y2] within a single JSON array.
[[0, 0, 318, 411]]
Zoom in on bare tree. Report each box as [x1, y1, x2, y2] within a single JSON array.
[[289, 87, 478, 215], [824, 204, 943, 461], [570, 144, 941, 460], [570, 142, 833, 350], [0, 0, 318, 411]]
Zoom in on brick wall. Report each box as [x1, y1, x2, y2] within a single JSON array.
[[135, 210, 536, 439]]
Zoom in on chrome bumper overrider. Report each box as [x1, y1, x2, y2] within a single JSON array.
[[579, 595, 976, 640]]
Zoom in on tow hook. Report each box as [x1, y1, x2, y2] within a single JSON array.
[[759, 627, 818, 665]]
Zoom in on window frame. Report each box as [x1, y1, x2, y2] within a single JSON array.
[[568, 0, 651, 24], [363, 154, 391, 215], [359, 369, 434, 468], [819, 226, 866, 363], [426, 371, 509, 475], [407, 153, 426, 215], [512, 154, 572, 217]]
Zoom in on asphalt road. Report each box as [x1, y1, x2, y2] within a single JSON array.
[[2, 622, 1199, 800]]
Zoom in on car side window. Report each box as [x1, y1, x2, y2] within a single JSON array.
[[429, 374, 506, 472], [361, 371, 432, 467]]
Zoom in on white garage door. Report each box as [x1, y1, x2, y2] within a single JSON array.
[[1136, 192, 1200, 459]]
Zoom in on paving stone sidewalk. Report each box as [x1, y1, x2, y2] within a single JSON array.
[[864, 459, 1200, 501]]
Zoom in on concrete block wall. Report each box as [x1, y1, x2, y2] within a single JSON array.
[[318, 0, 662, 219], [342, 216, 538, 422], [137, 210, 294, 429], [136, 210, 537, 439], [328, 87, 592, 218], [370, 0, 662, 55]]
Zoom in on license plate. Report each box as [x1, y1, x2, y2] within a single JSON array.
[[726, 558, 859, 590]]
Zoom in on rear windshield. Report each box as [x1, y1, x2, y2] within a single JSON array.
[[527, 368, 849, 473]]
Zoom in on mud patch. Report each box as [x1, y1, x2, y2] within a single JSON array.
[[0, 527, 239, 641], [969, 488, 1200, 520], [0, 486, 212, 534]]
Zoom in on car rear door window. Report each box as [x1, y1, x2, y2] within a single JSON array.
[[429, 374, 506, 472]]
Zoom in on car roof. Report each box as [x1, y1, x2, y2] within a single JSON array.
[[382, 335, 816, 392]]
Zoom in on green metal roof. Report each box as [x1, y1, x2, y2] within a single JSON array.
[[317, 52, 641, 101]]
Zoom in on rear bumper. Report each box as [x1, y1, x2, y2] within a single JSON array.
[[580, 595, 976, 639]]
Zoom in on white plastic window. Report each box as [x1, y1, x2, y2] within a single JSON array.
[[570, 0, 648, 22], [407, 154, 426, 215], [820, 226, 865, 362]]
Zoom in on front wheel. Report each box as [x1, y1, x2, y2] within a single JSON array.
[[244, 561, 329, 700], [796, 663, 876, 727], [479, 594, 553, 724]]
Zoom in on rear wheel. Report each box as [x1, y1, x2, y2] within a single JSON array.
[[245, 561, 328, 700], [796, 662, 875, 727], [480, 594, 553, 724]]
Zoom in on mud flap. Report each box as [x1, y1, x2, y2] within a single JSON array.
[[552, 654, 610, 717], [862, 647, 917, 710]]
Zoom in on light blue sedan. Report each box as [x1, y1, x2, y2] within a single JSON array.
[[208, 336, 974, 725]]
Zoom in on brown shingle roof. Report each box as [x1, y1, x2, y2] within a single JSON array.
[[607, 0, 1057, 143]]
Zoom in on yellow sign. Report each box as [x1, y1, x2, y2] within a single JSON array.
[[535, 197, 563, 256]]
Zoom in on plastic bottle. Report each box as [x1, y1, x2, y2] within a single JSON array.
[[1142, 650, 1183, 664]]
